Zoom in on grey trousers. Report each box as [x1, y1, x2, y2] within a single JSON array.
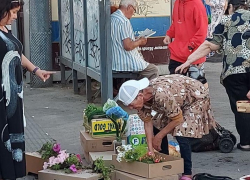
[[140, 63, 159, 80]]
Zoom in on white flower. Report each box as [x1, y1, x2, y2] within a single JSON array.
[[189, 130, 195, 135], [167, 79, 173, 83], [195, 90, 201, 96], [176, 131, 183, 136], [157, 87, 163, 92], [182, 122, 188, 128], [180, 89, 185, 96]]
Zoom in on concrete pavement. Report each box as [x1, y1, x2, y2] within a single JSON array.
[[22, 62, 249, 179]]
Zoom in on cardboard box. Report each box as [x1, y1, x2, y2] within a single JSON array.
[[83, 149, 90, 164], [38, 169, 100, 180], [115, 171, 179, 180], [89, 151, 114, 166], [111, 153, 183, 178], [91, 118, 122, 137], [126, 114, 147, 147], [25, 152, 46, 175], [80, 131, 122, 152]]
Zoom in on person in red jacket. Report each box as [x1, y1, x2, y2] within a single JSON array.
[[163, 0, 208, 87]]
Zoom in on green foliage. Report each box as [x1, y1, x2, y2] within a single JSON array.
[[103, 99, 118, 112], [124, 146, 147, 162], [64, 168, 72, 174], [85, 104, 106, 122], [38, 141, 57, 160], [108, 115, 127, 142], [51, 164, 61, 170], [93, 157, 114, 180], [65, 154, 79, 166]]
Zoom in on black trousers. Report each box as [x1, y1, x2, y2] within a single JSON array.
[[168, 59, 207, 84], [153, 127, 192, 175], [223, 73, 250, 145]]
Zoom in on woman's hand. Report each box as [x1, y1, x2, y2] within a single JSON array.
[[35, 69, 56, 82], [175, 61, 191, 74], [246, 90, 250, 100], [152, 134, 162, 151]]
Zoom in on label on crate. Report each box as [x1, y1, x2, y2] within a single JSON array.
[[128, 134, 147, 147], [91, 119, 122, 136]]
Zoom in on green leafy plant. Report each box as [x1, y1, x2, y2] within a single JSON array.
[[38, 141, 58, 160], [93, 157, 114, 180], [123, 146, 148, 162], [108, 114, 127, 142], [85, 104, 106, 123], [38, 141, 84, 173], [116, 145, 164, 164]]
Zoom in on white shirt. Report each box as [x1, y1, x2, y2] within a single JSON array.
[[111, 10, 149, 71]]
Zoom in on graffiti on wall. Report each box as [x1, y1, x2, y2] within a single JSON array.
[[87, 0, 100, 70], [73, 0, 85, 65], [61, 0, 72, 60], [111, 0, 171, 17]]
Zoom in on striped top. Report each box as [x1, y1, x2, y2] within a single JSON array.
[[111, 10, 149, 71]]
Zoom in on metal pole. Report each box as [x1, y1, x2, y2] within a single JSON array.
[[29, 0, 53, 87], [99, 0, 112, 104]]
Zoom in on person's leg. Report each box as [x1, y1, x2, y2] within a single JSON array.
[[153, 126, 169, 155], [168, 59, 186, 75], [223, 73, 250, 146], [175, 136, 192, 177], [139, 63, 159, 80]]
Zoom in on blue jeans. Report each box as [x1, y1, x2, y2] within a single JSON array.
[[175, 136, 192, 175]]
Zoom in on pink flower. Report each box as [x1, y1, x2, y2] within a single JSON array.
[[43, 162, 48, 169], [147, 152, 153, 156], [57, 151, 69, 163], [69, 164, 77, 173], [48, 156, 56, 167], [76, 154, 82, 162], [53, 143, 61, 153]]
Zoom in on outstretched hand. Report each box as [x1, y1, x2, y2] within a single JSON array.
[[36, 69, 56, 82], [175, 61, 191, 74]]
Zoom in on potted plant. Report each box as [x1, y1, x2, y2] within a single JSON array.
[[93, 157, 114, 180], [38, 141, 84, 173], [103, 99, 128, 153]]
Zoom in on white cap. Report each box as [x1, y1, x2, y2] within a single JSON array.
[[118, 78, 150, 106]]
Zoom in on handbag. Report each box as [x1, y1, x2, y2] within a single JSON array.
[[189, 129, 220, 152], [193, 173, 234, 180]]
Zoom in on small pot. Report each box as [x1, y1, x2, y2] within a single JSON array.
[[114, 140, 122, 154]]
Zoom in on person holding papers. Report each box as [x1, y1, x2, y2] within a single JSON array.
[[111, 0, 159, 80]]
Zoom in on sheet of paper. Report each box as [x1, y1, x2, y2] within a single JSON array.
[[138, 28, 156, 38]]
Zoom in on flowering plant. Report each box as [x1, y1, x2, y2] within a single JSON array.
[[38, 141, 83, 173], [116, 145, 164, 164], [105, 106, 128, 142]]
